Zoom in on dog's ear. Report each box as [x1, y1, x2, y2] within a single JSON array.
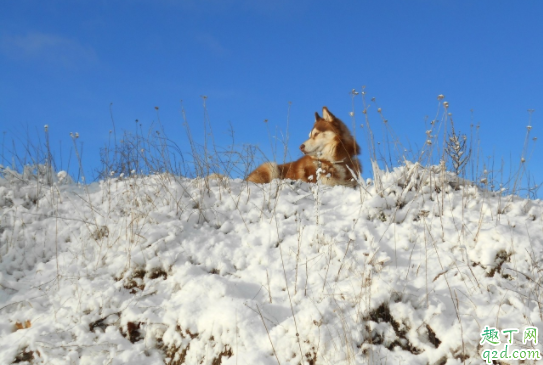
[[315, 112, 321, 122], [322, 107, 335, 122]]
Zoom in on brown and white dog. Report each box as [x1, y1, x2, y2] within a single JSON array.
[[247, 107, 361, 186]]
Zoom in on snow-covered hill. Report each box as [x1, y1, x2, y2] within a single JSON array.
[[1, 163, 542, 364]]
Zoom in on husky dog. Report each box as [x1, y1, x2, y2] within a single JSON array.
[[247, 107, 361, 186]]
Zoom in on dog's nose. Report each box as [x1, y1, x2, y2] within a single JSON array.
[[300, 144, 305, 152]]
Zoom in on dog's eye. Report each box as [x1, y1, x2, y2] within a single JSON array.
[[313, 132, 319, 137]]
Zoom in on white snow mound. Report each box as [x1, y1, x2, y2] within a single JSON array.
[[1, 163, 542, 364]]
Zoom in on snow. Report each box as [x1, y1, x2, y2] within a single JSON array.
[[1, 162, 543, 364]]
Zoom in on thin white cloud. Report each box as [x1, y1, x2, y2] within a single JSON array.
[[0, 32, 97, 67], [195, 33, 229, 56]]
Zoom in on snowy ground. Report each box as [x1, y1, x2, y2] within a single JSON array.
[[1, 163, 543, 364]]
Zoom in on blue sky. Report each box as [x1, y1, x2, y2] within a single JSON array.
[[1, 1, 542, 190]]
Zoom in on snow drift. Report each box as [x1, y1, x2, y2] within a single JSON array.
[[1, 163, 542, 364]]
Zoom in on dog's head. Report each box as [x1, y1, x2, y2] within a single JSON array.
[[300, 107, 360, 161]]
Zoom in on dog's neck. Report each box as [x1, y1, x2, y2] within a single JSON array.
[[314, 157, 345, 164], [313, 148, 346, 165]]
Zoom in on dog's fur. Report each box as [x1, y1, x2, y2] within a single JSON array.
[[247, 107, 361, 186]]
